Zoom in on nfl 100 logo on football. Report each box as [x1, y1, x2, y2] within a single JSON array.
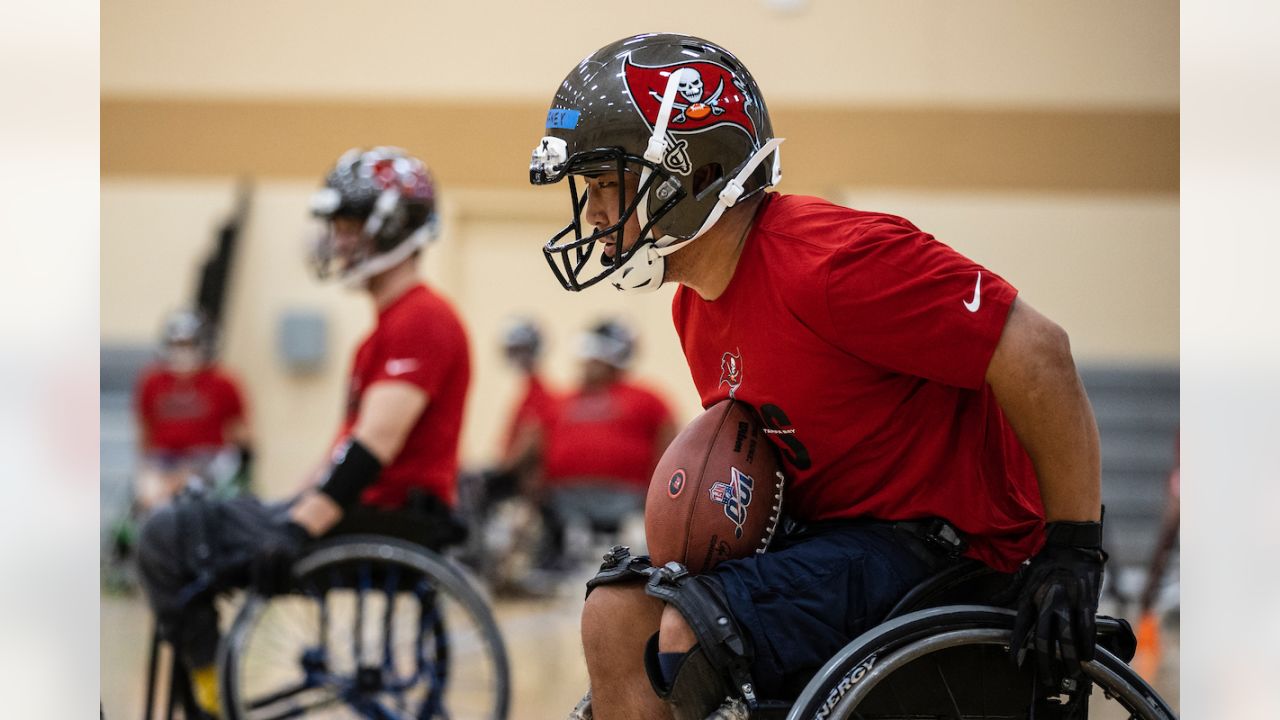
[[708, 467, 754, 538]]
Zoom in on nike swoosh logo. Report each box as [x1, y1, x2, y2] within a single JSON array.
[[385, 358, 420, 376], [963, 272, 982, 312]]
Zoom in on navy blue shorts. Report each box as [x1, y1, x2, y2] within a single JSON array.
[[705, 520, 944, 700]]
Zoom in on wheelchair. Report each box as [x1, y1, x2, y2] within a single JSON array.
[[779, 559, 1178, 720], [142, 501, 511, 720]]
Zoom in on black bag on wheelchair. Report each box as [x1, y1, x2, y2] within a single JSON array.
[[326, 488, 469, 550]]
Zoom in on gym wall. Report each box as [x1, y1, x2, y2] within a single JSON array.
[[101, 1, 1178, 496]]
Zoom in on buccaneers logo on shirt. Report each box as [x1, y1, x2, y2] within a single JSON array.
[[623, 57, 758, 174], [155, 388, 210, 421], [719, 349, 743, 397]]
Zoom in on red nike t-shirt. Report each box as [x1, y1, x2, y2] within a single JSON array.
[[672, 194, 1045, 572], [542, 380, 673, 490], [502, 374, 560, 454], [337, 284, 471, 509], [135, 365, 247, 453]]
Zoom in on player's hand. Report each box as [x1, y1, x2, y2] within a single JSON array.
[[1009, 521, 1107, 691], [249, 519, 311, 596]]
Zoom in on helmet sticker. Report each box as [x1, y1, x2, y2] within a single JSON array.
[[623, 57, 758, 141], [546, 109, 581, 130]]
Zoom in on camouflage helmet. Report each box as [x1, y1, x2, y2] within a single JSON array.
[[530, 33, 783, 294]]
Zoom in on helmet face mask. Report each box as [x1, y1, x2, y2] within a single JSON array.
[[502, 316, 544, 370], [310, 214, 373, 282], [577, 319, 637, 371], [310, 147, 438, 287], [531, 33, 783, 295], [541, 148, 685, 292], [160, 309, 211, 372]]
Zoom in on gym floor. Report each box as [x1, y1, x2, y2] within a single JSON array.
[[100, 576, 591, 720], [100, 575, 1178, 720]]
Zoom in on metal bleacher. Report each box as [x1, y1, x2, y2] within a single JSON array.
[[1080, 365, 1180, 572], [99, 345, 151, 557]]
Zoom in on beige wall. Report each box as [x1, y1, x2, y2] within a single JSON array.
[[103, 179, 1176, 496], [103, 0, 1177, 108], [840, 189, 1179, 362]]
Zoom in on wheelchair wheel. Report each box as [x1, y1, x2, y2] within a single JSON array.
[[219, 536, 510, 719], [786, 606, 1176, 720]]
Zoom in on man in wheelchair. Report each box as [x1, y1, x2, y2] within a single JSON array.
[[136, 147, 472, 719], [528, 34, 1117, 720]]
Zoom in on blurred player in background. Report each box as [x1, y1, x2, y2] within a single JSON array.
[[539, 319, 675, 570], [530, 33, 1106, 719], [108, 309, 254, 582], [133, 309, 254, 509], [463, 317, 561, 593], [1133, 433, 1180, 681], [498, 316, 559, 487], [135, 147, 471, 719]]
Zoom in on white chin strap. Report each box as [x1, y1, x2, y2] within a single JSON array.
[[341, 221, 438, 289], [611, 69, 784, 295]]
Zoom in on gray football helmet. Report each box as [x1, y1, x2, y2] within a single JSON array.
[[501, 316, 543, 368], [309, 147, 439, 287], [159, 309, 213, 370], [577, 318, 636, 370], [530, 33, 783, 294]]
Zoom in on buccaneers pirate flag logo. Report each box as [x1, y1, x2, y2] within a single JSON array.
[[623, 57, 758, 174], [719, 349, 743, 398]]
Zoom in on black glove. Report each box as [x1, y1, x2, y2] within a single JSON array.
[[1010, 520, 1107, 691], [249, 519, 311, 596]]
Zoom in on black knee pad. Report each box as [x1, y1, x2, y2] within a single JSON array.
[[584, 545, 654, 599], [643, 562, 759, 709], [643, 634, 739, 720]]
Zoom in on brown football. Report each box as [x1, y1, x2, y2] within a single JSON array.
[[645, 398, 785, 574]]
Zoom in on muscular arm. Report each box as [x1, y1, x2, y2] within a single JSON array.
[[289, 381, 429, 535], [985, 298, 1101, 523]]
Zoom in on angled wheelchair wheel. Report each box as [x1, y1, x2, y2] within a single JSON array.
[[219, 536, 510, 720], [785, 606, 1176, 720]]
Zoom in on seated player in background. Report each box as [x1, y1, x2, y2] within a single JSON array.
[[133, 309, 254, 510], [539, 319, 676, 569], [496, 316, 560, 497], [109, 309, 255, 580], [529, 34, 1105, 719], [135, 147, 471, 719], [462, 317, 562, 593]]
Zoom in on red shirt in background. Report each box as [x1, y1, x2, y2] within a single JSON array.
[[502, 374, 560, 454], [672, 193, 1045, 573], [337, 284, 471, 509], [542, 380, 673, 490], [135, 365, 246, 454]]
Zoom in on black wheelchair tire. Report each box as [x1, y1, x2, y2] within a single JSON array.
[[784, 605, 1176, 720], [218, 535, 511, 720]]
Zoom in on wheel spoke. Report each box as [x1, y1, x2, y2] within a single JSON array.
[[933, 658, 964, 720], [382, 564, 401, 674], [228, 542, 509, 720], [246, 687, 347, 720], [247, 680, 316, 709]]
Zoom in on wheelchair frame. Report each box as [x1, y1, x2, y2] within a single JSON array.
[[141, 533, 510, 720], [784, 605, 1177, 720], [774, 555, 1176, 720]]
